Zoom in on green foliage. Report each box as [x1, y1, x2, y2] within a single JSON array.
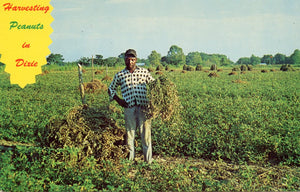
[[261, 54, 274, 64], [78, 57, 91, 66], [200, 53, 232, 66], [42, 62, 78, 71], [46, 53, 64, 66], [2, 146, 299, 191], [220, 57, 231, 66], [274, 53, 287, 64], [250, 54, 261, 65], [290, 49, 300, 64], [232, 66, 240, 71], [0, 72, 80, 143], [237, 57, 251, 65], [147, 75, 180, 121], [166, 45, 186, 66], [148, 67, 154, 72], [0, 146, 119, 191], [94, 54, 104, 66], [170, 70, 300, 165], [102, 57, 125, 67], [156, 65, 164, 71], [186, 51, 202, 66], [236, 55, 262, 65], [236, 53, 290, 65], [0, 65, 5, 72], [148, 50, 161, 66]]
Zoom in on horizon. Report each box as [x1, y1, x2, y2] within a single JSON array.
[[49, 0, 300, 62]]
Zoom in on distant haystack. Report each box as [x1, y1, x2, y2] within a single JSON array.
[[83, 79, 107, 93], [208, 72, 219, 77], [102, 75, 113, 81], [95, 70, 104, 75], [229, 72, 237, 75]]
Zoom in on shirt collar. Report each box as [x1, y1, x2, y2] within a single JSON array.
[[123, 67, 140, 73]]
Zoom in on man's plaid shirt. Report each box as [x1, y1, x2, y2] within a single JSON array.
[[108, 67, 154, 108]]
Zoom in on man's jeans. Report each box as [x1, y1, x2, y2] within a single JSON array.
[[124, 106, 152, 163]]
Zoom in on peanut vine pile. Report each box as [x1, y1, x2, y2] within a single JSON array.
[[46, 105, 128, 164], [146, 75, 180, 121]]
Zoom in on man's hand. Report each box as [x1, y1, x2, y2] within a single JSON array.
[[113, 95, 129, 108]]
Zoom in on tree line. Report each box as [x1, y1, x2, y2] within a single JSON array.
[[1, 46, 299, 68], [45, 46, 300, 67], [46, 45, 234, 67], [236, 49, 300, 65]]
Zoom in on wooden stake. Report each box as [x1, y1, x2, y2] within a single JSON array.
[[91, 55, 94, 81], [106, 63, 108, 76], [78, 64, 86, 105]]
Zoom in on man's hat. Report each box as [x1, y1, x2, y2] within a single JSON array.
[[125, 49, 137, 58]]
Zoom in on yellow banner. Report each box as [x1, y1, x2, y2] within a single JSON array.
[[0, 0, 53, 88]]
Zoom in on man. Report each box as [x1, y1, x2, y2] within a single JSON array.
[[108, 49, 154, 163]]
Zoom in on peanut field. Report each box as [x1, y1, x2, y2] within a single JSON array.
[[0, 65, 299, 191]]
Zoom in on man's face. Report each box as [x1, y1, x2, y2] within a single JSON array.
[[125, 57, 137, 71]]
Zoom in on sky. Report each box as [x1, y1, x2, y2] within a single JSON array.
[[49, 0, 300, 62]]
